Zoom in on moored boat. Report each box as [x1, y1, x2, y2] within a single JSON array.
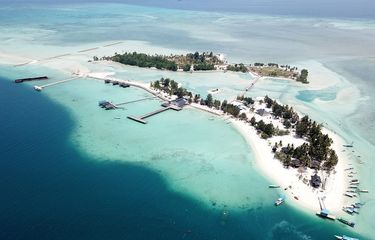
[[274, 195, 285, 206], [334, 235, 359, 240], [337, 217, 355, 227], [268, 185, 280, 188]]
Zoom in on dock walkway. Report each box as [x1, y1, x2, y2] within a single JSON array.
[[128, 105, 181, 124], [116, 97, 157, 106], [34, 76, 81, 91]]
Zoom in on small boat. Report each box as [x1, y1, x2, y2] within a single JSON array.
[[114, 117, 121, 119], [268, 185, 280, 188], [359, 189, 369, 193], [348, 175, 353, 177], [274, 195, 285, 206], [350, 179, 359, 183], [343, 207, 354, 214], [337, 217, 355, 227], [344, 193, 354, 198], [343, 142, 354, 148], [352, 202, 363, 208], [334, 235, 359, 240], [294, 196, 299, 200]]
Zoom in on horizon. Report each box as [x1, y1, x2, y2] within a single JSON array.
[[3, 0, 375, 19]]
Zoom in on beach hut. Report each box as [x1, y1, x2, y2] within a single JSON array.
[[310, 174, 322, 188], [256, 108, 270, 117], [310, 160, 321, 170], [290, 159, 301, 168]]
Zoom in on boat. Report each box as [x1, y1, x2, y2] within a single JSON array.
[[274, 195, 285, 206], [14, 76, 48, 83], [343, 141, 354, 148], [337, 217, 355, 227], [344, 193, 354, 198], [334, 235, 359, 240], [343, 207, 354, 215], [294, 196, 299, 200], [352, 202, 363, 209], [316, 209, 336, 220], [359, 189, 369, 193], [268, 185, 280, 188]]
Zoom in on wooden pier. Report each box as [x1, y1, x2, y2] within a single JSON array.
[[116, 97, 157, 106], [34, 76, 80, 91], [127, 105, 181, 124]]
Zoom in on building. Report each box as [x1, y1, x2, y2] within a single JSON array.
[[310, 174, 322, 188], [256, 108, 271, 117]]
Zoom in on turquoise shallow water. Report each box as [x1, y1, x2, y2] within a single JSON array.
[[1, 1, 375, 238], [296, 88, 337, 102], [0, 70, 363, 240]]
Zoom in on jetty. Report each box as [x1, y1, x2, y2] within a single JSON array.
[[316, 209, 336, 220], [116, 97, 157, 106], [87, 74, 170, 102], [14, 76, 48, 83], [34, 76, 80, 91], [128, 105, 182, 124], [78, 47, 100, 53]]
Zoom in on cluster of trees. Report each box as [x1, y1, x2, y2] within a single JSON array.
[[193, 63, 215, 71], [237, 95, 254, 106], [186, 51, 219, 63], [254, 62, 265, 67], [297, 69, 309, 83], [249, 117, 275, 139], [264, 96, 338, 171], [264, 96, 299, 128], [184, 52, 221, 71], [150, 78, 193, 99], [221, 100, 241, 117], [196, 94, 241, 117], [108, 52, 178, 71], [226, 64, 248, 73]]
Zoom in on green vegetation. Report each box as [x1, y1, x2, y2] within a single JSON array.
[[108, 52, 178, 71], [221, 101, 241, 117], [103, 51, 223, 72], [263, 96, 338, 171], [226, 63, 248, 73], [237, 95, 255, 105], [297, 69, 309, 83], [150, 78, 192, 99], [193, 62, 215, 71]]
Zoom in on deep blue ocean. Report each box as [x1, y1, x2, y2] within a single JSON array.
[[0, 75, 364, 239]]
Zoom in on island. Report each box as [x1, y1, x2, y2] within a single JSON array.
[[95, 51, 309, 83]]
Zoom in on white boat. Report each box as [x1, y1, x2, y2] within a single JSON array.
[[334, 235, 359, 240], [359, 189, 369, 193], [274, 195, 285, 206]]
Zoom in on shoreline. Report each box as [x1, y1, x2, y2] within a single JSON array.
[[229, 117, 348, 215], [190, 99, 349, 215]]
